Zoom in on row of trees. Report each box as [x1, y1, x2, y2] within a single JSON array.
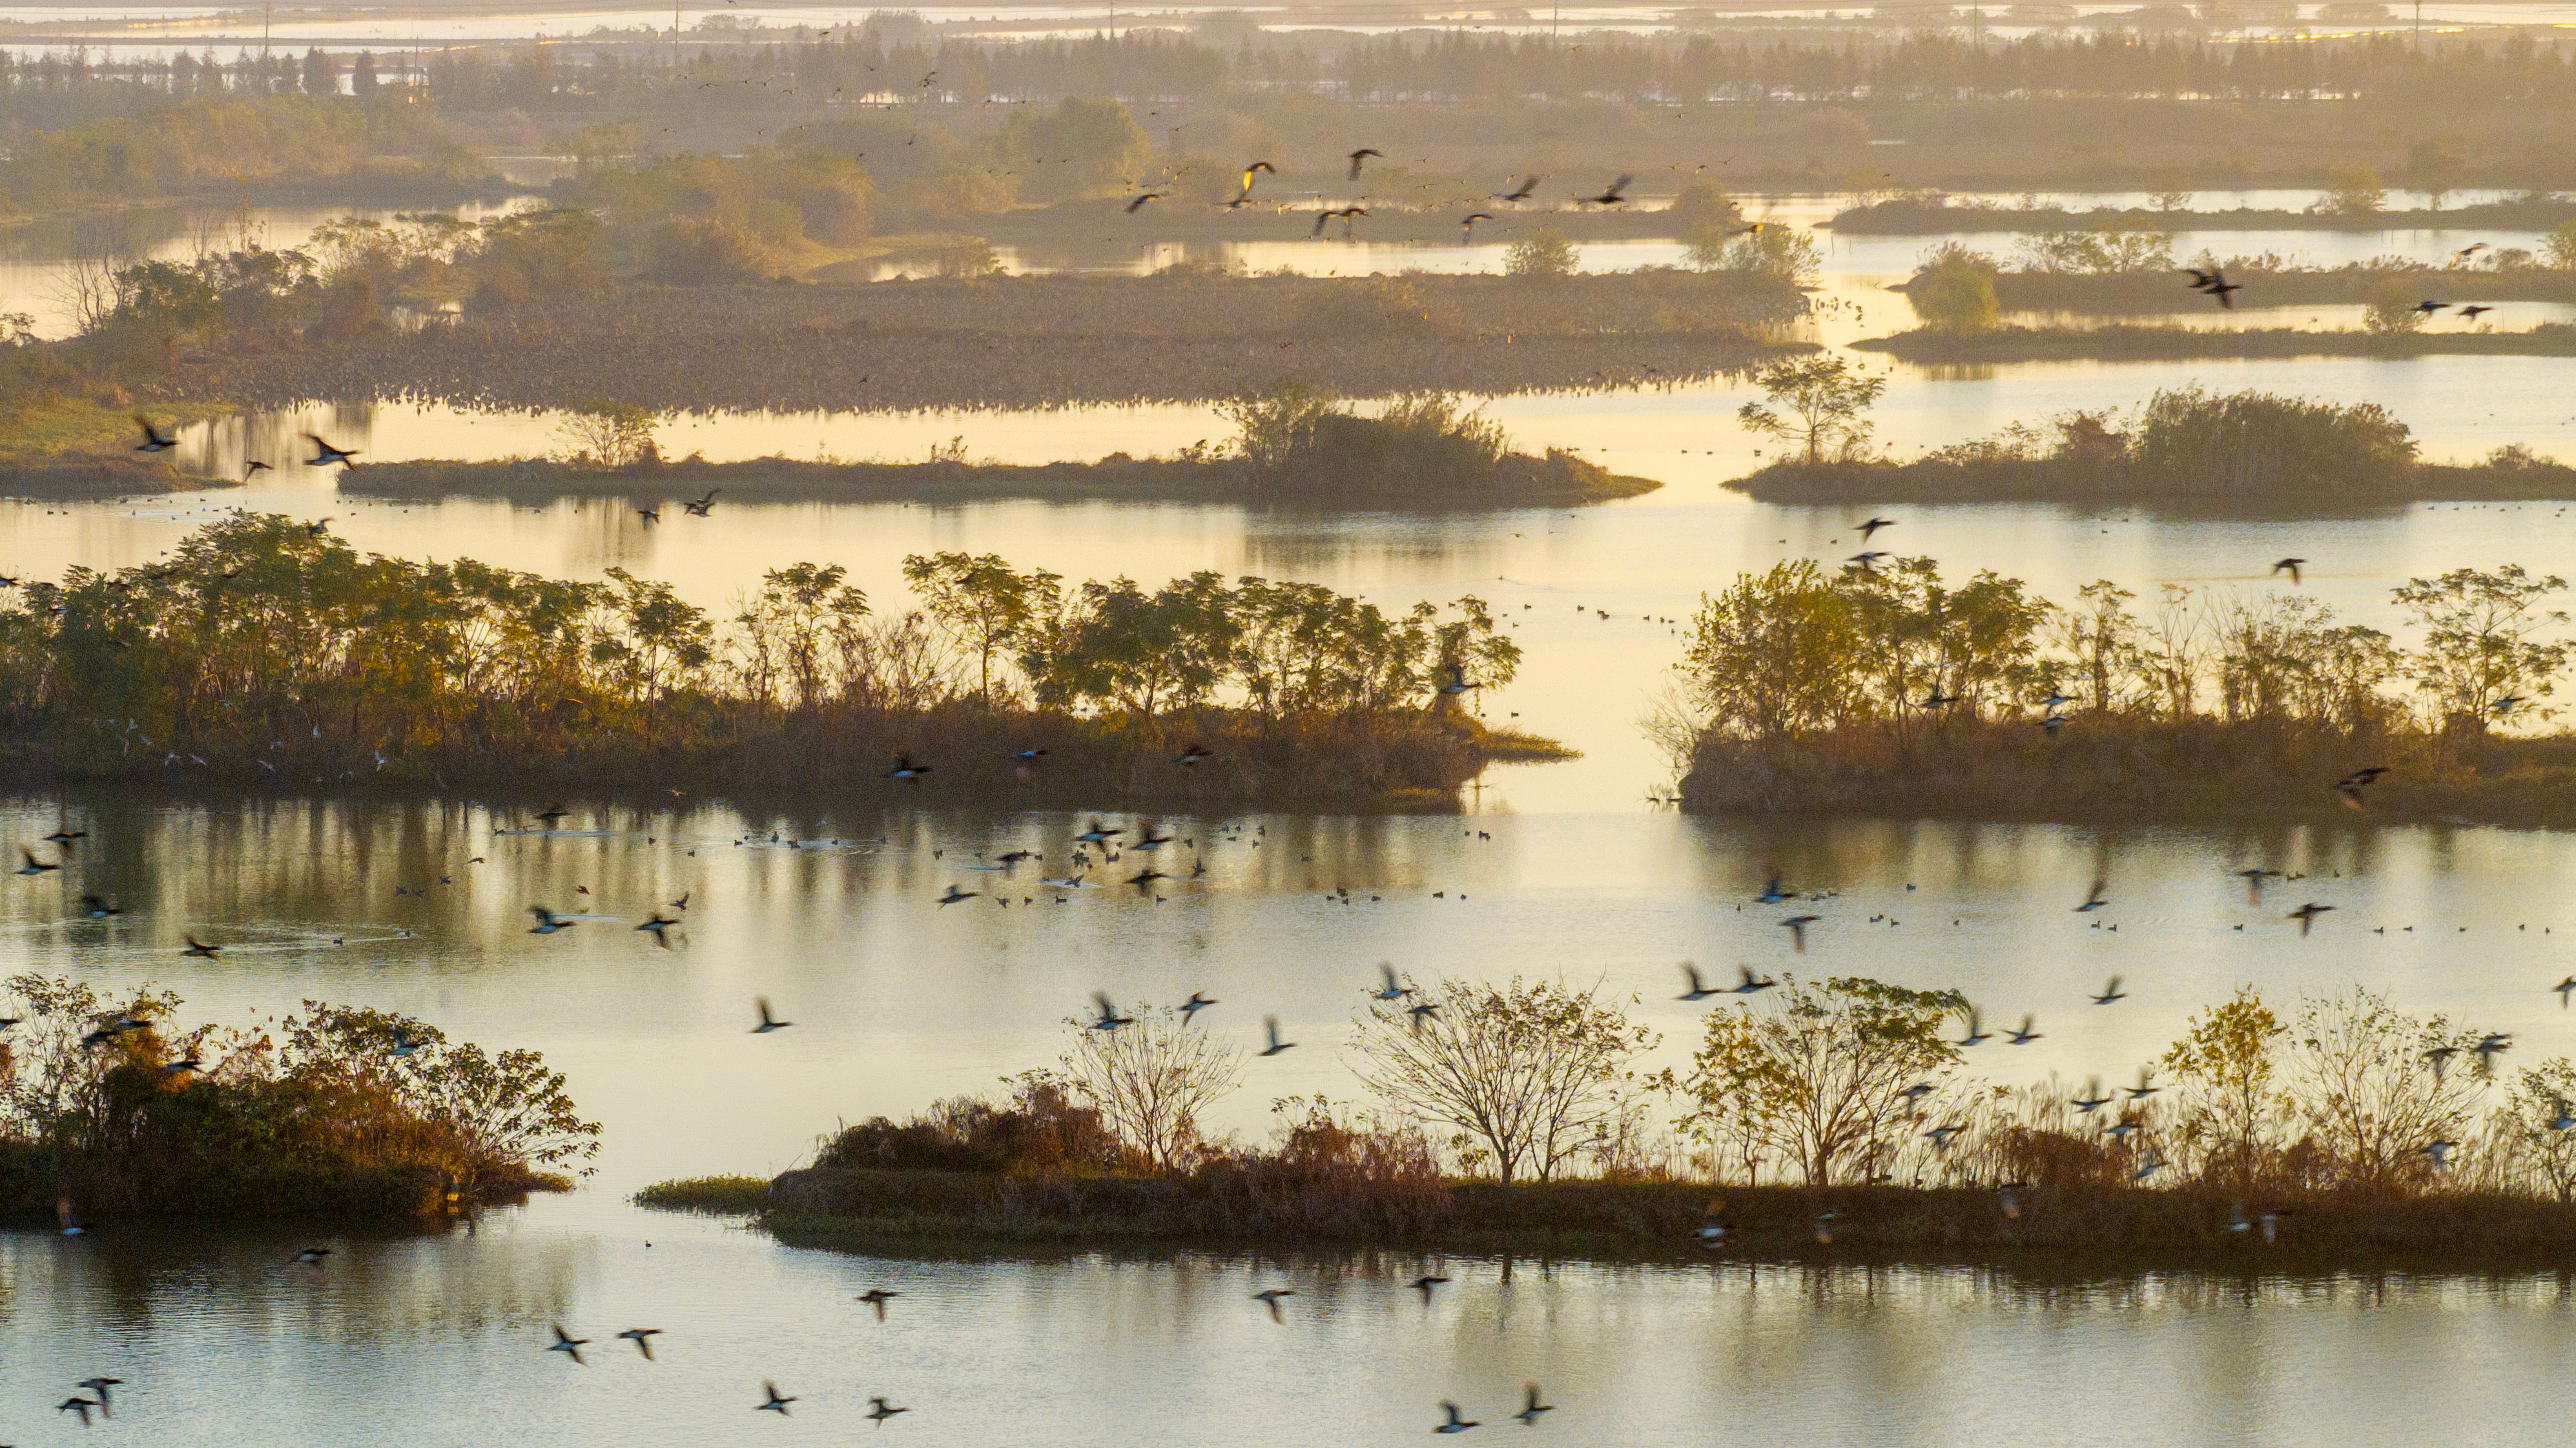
[[1678, 555, 2568, 742], [0, 513, 1514, 773]]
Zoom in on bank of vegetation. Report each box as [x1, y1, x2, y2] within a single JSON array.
[[0, 513, 1549, 806], [1, 973, 595, 1223], [1664, 507, 2576, 823], [347, 387, 1656, 510], [1726, 385, 2576, 507], [643, 973, 2576, 1271], [23, 28, 2576, 209]]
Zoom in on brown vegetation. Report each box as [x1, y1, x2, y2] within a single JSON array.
[[0, 974, 595, 1224], [156, 269, 1804, 415]]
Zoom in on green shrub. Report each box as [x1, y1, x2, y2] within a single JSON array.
[[1910, 243, 2001, 334], [1503, 227, 1579, 278]]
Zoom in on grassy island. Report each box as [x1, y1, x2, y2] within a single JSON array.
[[1725, 387, 2576, 509], [645, 979, 2576, 1276], [1, 974, 595, 1225], [0, 513, 1557, 808], [1857, 323, 2576, 367], [344, 390, 1659, 511]]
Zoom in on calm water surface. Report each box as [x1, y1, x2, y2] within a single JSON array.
[[7, 798, 2576, 1443], [10, 181, 2576, 1442]]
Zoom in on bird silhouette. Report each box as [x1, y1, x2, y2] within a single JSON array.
[[680, 488, 720, 516], [1779, 915, 1819, 951], [1494, 174, 1540, 202], [2091, 975, 2126, 1004], [856, 1287, 900, 1320], [2288, 902, 2334, 935], [1678, 963, 1720, 1001], [758, 1381, 797, 1414], [1857, 516, 1895, 542], [752, 997, 792, 1033], [1436, 1401, 1481, 1433], [619, 1328, 662, 1359], [1125, 191, 1162, 212], [2075, 877, 2109, 912], [1580, 173, 1634, 207], [867, 1396, 910, 1426], [1346, 147, 1383, 180], [550, 1324, 589, 1365], [1180, 990, 1219, 1021], [302, 432, 359, 467], [2272, 557, 2305, 585], [2005, 1014, 2041, 1045], [1253, 1286, 1294, 1321], [1089, 993, 1134, 1031], [134, 415, 179, 453], [1514, 1385, 1555, 1425], [1261, 1015, 1295, 1056]]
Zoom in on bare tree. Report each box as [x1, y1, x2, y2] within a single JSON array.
[[1351, 976, 1654, 1185], [2285, 986, 2488, 1191], [1060, 1007, 1242, 1170]]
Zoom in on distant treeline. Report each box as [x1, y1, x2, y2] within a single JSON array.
[[0, 514, 1541, 804], [19, 29, 2576, 209]]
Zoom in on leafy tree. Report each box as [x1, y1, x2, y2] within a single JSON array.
[[1059, 1007, 1242, 1170], [901, 551, 1062, 706], [1691, 225, 1821, 284], [2318, 161, 2385, 216], [1502, 227, 1578, 278], [733, 562, 870, 711], [1352, 975, 1654, 1185], [2393, 564, 2571, 728], [2161, 985, 2283, 1189], [1001, 96, 1153, 203], [2544, 219, 2576, 272], [590, 567, 714, 708], [2364, 278, 2429, 334], [1908, 242, 2000, 334], [300, 46, 338, 97], [1682, 559, 1864, 740], [1676, 975, 1964, 1186], [553, 400, 663, 467], [350, 52, 380, 99], [1022, 571, 1239, 722], [1736, 354, 1886, 465], [1217, 378, 1341, 472], [2496, 1058, 2576, 1202]]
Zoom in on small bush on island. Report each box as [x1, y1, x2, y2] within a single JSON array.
[[1906, 243, 2001, 334], [0, 974, 596, 1223]]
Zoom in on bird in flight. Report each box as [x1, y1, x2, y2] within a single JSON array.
[[887, 754, 932, 780], [681, 488, 720, 516], [1580, 174, 1633, 207], [1261, 1015, 1295, 1056], [1459, 211, 1493, 240], [303, 432, 360, 467], [183, 934, 222, 957], [1125, 191, 1162, 213], [1857, 516, 1895, 542], [1956, 1008, 1992, 1046], [528, 906, 576, 934], [2125, 1068, 2161, 1099], [550, 1324, 589, 1365], [2005, 1014, 2042, 1045], [1410, 1272, 1450, 1300], [758, 1381, 798, 1414], [1514, 1385, 1555, 1425], [2075, 878, 2109, 912], [856, 1287, 900, 1320], [938, 885, 978, 906], [1678, 963, 1720, 1001], [1089, 993, 1134, 1031], [619, 1328, 662, 1359], [2458, 303, 2493, 321], [1436, 1401, 1481, 1434], [2185, 266, 2243, 308], [1733, 966, 1777, 994], [1779, 914, 1819, 951], [2335, 766, 2389, 810], [1180, 990, 1219, 1021], [134, 415, 180, 453], [867, 1396, 911, 1425], [2288, 902, 2334, 936], [1346, 147, 1383, 180], [17, 846, 59, 875], [2271, 557, 2305, 586], [1494, 174, 1540, 201], [1253, 1286, 1295, 1321], [2090, 975, 2126, 1004], [1374, 964, 1414, 1001], [752, 997, 792, 1033]]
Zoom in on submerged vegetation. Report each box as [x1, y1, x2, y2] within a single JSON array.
[[0, 513, 1544, 805], [0, 974, 595, 1223], [1665, 543, 2576, 824], [644, 974, 2576, 1269]]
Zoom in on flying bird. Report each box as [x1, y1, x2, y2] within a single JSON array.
[[1180, 990, 1219, 1021], [758, 1381, 798, 1414], [1459, 211, 1494, 240], [619, 1328, 662, 1359], [528, 906, 576, 934], [1261, 1015, 1295, 1056], [680, 488, 720, 516], [134, 415, 180, 453], [1856, 516, 1895, 542], [1253, 1286, 1295, 1321], [302, 432, 360, 467], [1125, 191, 1162, 212], [1678, 963, 1720, 1001], [751, 997, 792, 1033], [1089, 993, 1134, 1031], [867, 1396, 910, 1426], [2271, 558, 2305, 586], [856, 1287, 900, 1320], [2075, 877, 2109, 912], [2090, 975, 2126, 1004], [1494, 174, 1540, 202], [550, 1323, 589, 1365], [1580, 173, 1634, 207], [2288, 902, 2334, 935], [1346, 147, 1383, 180], [1514, 1385, 1555, 1425], [1779, 914, 1819, 951], [1436, 1401, 1481, 1434]]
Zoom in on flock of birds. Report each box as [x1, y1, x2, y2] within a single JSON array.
[[137, 419, 359, 478], [2187, 242, 2507, 321], [1120, 147, 1770, 247]]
